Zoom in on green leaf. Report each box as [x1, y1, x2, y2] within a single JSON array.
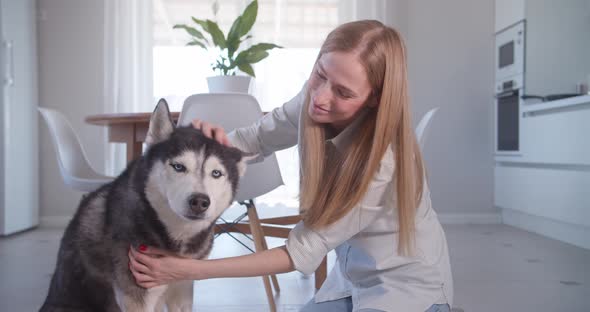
[[213, 59, 228, 76], [226, 17, 243, 58], [238, 1, 258, 38], [186, 40, 207, 50], [227, 38, 241, 58], [191, 17, 209, 32], [245, 50, 269, 63], [173, 25, 209, 44], [227, 1, 259, 57], [191, 17, 226, 49], [234, 42, 281, 65], [248, 42, 282, 51], [238, 63, 255, 77], [234, 49, 248, 65], [227, 16, 242, 42], [206, 20, 227, 49]]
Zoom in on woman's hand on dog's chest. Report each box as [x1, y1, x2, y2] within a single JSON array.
[[128, 245, 196, 289]]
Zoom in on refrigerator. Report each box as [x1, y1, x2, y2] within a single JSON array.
[[0, 0, 39, 235]]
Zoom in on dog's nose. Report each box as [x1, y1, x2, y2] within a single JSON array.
[[188, 193, 210, 213]]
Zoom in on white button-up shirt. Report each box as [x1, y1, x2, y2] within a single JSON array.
[[228, 84, 453, 312]]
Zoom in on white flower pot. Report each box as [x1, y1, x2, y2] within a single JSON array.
[[207, 75, 253, 94]]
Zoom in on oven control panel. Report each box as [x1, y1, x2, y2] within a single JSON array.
[[495, 74, 523, 93]]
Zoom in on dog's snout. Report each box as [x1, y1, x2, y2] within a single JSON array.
[[188, 193, 210, 213]]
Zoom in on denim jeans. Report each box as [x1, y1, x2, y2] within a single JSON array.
[[299, 296, 451, 312]]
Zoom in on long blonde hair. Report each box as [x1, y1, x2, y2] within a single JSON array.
[[300, 20, 424, 256]]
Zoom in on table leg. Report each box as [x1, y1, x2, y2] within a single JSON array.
[[127, 141, 143, 163], [109, 124, 143, 163]]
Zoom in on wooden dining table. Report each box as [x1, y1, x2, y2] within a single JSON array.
[[85, 112, 181, 162], [85, 110, 268, 162]]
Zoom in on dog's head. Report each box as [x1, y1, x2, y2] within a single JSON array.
[[142, 99, 255, 227]]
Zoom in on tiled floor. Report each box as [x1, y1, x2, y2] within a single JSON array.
[[1, 223, 589, 312]]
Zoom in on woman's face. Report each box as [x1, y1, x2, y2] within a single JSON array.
[[307, 51, 375, 131]]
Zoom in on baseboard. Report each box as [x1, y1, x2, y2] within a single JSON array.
[[437, 212, 502, 224], [40, 216, 71, 228], [502, 208, 590, 250]]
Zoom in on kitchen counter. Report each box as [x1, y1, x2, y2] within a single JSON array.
[[494, 94, 590, 250], [522, 94, 590, 115]]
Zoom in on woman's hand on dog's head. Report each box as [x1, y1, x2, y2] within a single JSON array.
[[191, 119, 232, 147]]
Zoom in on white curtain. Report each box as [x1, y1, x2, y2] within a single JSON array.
[[339, 0, 405, 34], [103, 0, 154, 175]]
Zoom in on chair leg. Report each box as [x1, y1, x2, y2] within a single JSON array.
[[246, 202, 280, 292], [260, 229, 281, 293], [246, 203, 277, 312]]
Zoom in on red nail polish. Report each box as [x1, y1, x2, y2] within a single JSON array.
[[139, 244, 147, 251]]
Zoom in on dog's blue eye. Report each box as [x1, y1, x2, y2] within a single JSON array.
[[170, 163, 186, 172], [211, 170, 223, 178]]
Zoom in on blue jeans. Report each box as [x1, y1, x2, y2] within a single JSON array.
[[299, 297, 451, 312]]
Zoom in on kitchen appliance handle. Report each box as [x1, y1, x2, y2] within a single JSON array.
[[495, 90, 518, 98], [521, 94, 545, 101], [3, 40, 14, 86]]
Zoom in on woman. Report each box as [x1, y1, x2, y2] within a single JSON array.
[[129, 20, 453, 312]]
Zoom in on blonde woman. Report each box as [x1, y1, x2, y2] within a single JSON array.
[[129, 20, 453, 312]]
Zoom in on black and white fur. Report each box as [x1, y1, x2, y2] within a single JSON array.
[[40, 100, 252, 312]]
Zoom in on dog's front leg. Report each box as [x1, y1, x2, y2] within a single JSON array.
[[163, 280, 194, 312], [115, 284, 168, 312]]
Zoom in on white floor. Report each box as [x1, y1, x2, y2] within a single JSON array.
[[1, 223, 589, 312]]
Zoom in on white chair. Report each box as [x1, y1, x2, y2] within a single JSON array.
[[38, 108, 114, 192], [177, 93, 284, 312], [416, 107, 439, 148]]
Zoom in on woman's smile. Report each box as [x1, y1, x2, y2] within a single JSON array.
[[312, 103, 330, 115]]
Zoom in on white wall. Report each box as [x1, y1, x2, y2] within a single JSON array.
[[37, 0, 107, 224], [403, 0, 497, 218], [495, 0, 525, 31]]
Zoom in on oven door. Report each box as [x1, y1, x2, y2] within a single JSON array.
[[495, 21, 525, 82], [495, 89, 521, 154]]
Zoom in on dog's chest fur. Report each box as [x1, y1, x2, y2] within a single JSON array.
[[171, 223, 215, 258]]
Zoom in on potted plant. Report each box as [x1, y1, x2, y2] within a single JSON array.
[[173, 0, 281, 93]]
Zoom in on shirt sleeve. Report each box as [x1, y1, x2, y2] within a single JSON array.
[[285, 148, 396, 275], [227, 83, 306, 161]]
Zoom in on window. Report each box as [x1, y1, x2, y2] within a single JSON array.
[[152, 0, 340, 209]]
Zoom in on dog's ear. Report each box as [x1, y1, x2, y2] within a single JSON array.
[[146, 99, 175, 147], [236, 152, 261, 177]]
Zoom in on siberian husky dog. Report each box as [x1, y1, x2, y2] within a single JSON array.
[[40, 100, 252, 312]]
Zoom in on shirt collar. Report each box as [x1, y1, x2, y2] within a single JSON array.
[[327, 107, 371, 150]]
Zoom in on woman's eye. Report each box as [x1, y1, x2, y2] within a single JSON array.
[[170, 163, 186, 172], [211, 170, 223, 178], [316, 70, 326, 80], [337, 89, 352, 99]]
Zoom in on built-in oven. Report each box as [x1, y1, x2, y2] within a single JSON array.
[[495, 75, 523, 155], [495, 21, 525, 82]]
